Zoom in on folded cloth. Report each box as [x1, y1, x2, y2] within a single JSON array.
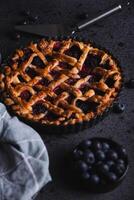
[[0, 103, 52, 200]]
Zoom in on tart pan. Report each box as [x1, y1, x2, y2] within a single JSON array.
[[0, 36, 124, 134]]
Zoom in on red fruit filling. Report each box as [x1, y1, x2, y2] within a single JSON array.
[[59, 62, 72, 69], [65, 45, 82, 59], [76, 100, 99, 113], [100, 60, 110, 70], [32, 101, 47, 114], [20, 90, 31, 101], [26, 67, 39, 78], [53, 41, 62, 51], [84, 54, 101, 68], [39, 78, 50, 86], [46, 111, 59, 121], [18, 75, 26, 83], [32, 56, 45, 68], [45, 55, 53, 62], [105, 77, 115, 88], [53, 86, 64, 95]]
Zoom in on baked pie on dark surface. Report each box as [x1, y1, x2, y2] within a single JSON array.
[[0, 39, 122, 126]]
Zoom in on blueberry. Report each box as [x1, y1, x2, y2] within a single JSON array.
[[73, 149, 83, 160], [83, 150, 95, 164], [106, 160, 115, 168], [113, 103, 125, 113], [81, 172, 90, 180], [126, 79, 134, 88], [79, 140, 92, 150], [102, 142, 110, 152], [78, 12, 89, 20], [76, 160, 88, 173], [107, 150, 118, 161], [117, 159, 125, 165], [119, 147, 127, 159], [90, 174, 100, 184], [92, 141, 102, 150], [95, 150, 105, 161], [114, 163, 126, 176], [98, 163, 109, 174], [107, 172, 117, 182]]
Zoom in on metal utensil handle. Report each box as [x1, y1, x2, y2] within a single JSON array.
[[77, 5, 122, 31]]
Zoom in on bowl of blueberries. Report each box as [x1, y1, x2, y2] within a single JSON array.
[[71, 137, 129, 193]]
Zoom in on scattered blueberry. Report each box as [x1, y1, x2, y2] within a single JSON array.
[[113, 103, 125, 113], [83, 150, 95, 164], [78, 12, 89, 20], [90, 174, 100, 184], [95, 150, 105, 161], [107, 150, 118, 161], [126, 79, 134, 89]]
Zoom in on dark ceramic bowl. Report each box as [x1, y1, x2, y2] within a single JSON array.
[[71, 137, 129, 193]]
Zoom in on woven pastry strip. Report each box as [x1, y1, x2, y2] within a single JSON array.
[[0, 39, 122, 125]]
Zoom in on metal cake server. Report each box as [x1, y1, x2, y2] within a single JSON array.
[[15, 2, 130, 37]]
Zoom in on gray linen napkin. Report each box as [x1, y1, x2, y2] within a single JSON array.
[[0, 103, 52, 200]]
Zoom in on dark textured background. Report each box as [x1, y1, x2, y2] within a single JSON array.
[[0, 0, 134, 199]]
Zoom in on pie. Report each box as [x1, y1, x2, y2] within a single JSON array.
[[0, 39, 122, 126]]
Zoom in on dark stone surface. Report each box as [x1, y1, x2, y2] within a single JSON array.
[[0, 0, 134, 199]]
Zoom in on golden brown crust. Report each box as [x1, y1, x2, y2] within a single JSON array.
[[0, 39, 122, 125]]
